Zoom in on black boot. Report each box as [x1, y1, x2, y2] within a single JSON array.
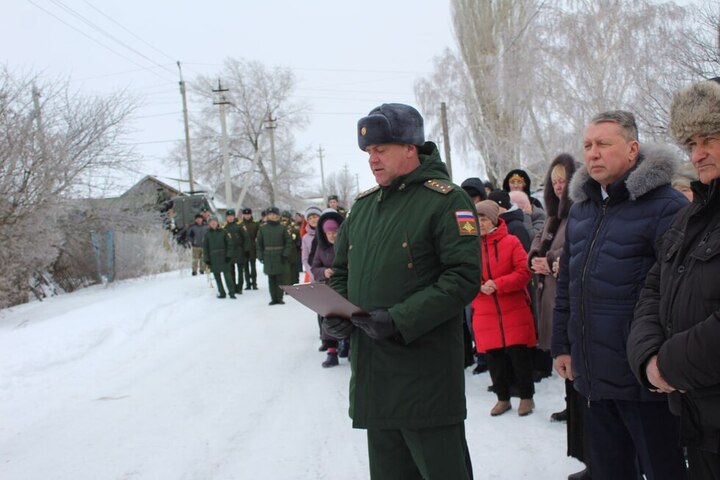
[[318, 340, 329, 352], [568, 467, 590, 480], [322, 352, 339, 368], [550, 408, 568, 422]]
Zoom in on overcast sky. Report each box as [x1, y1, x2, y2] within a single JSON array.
[[3, 0, 477, 196]]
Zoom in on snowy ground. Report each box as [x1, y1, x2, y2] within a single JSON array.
[[0, 269, 583, 479]]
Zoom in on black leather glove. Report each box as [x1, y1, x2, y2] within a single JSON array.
[[351, 310, 400, 340], [322, 316, 354, 340]]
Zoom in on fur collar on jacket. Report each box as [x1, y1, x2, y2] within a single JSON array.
[[569, 144, 680, 203]]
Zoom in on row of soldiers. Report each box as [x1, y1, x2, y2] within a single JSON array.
[[186, 208, 260, 298], [185, 204, 322, 303]]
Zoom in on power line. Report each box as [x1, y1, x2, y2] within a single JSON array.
[[47, 0, 176, 81], [79, 0, 177, 63], [25, 0, 171, 82]]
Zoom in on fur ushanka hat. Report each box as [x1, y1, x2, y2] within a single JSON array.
[[669, 78, 720, 146], [357, 103, 425, 151]]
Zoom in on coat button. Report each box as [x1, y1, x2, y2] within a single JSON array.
[[402, 242, 408, 248], [408, 262, 413, 269], [349, 245, 353, 250], [706, 247, 712, 254], [677, 265, 685, 274]]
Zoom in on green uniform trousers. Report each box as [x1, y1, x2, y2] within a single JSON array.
[[213, 271, 235, 297], [367, 423, 470, 480], [267, 274, 284, 303]]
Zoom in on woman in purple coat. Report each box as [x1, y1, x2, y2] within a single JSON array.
[[311, 209, 346, 367]]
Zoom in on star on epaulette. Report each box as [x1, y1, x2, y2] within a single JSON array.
[[424, 179, 454, 194], [355, 185, 380, 200]]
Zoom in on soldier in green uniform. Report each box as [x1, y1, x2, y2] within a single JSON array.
[[222, 209, 250, 295], [240, 208, 259, 290], [280, 210, 302, 285], [328, 103, 481, 480], [203, 216, 236, 299], [327, 195, 347, 218], [256, 207, 292, 305]]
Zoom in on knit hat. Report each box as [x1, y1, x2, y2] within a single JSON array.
[[488, 189, 512, 210], [323, 219, 339, 233], [670, 78, 720, 146], [357, 103, 425, 151], [475, 200, 499, 226], [304, 206, 322, 219]]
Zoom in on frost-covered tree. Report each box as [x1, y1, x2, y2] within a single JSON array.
[[416, 0, 709, 184], [173, 58, 311, 208], [0, 68, 137, 307], [324, 164, 357, 210]]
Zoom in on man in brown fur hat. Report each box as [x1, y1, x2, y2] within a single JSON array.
[[628, 78, 720, 479]]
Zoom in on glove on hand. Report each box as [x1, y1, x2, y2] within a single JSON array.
[[322, 316, 354, 340], [351, 310, 399, 340]]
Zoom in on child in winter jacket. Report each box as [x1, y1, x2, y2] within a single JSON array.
[[472, 200, 537, 417]]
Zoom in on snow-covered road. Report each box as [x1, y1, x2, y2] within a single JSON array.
[[1, 270, 582, 479]]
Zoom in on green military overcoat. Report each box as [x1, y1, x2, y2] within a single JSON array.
[[203, 227, 230, 274], [241, 219, 259, 259], [223, 221, 249, 263], [330, 143, 481, 430], [256, 221, 292, 276]]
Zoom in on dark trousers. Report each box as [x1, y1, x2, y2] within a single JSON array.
[[267, 274, 284, 302], [367, 423, 471, 480], [243, 257, 257, 288], [687, 447, 720, 480], [487, 345, 534, 400], [229, 261, 243, 293], [566, 379, 590, 467], [585, 399, 687, 480], [213, 271, 235, 297]]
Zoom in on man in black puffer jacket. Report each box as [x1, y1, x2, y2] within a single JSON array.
[[628, 79, 720, 480], [552, 110, 688, 480]]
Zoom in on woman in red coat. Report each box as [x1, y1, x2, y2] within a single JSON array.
[[472, 200, 537, 417]]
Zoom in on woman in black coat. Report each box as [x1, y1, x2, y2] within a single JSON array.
[[311, 209, 346, 368]]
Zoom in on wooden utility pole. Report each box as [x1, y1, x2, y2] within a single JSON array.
[[177, 62, 195, 193], [318, 145, 326, 205], [440, 102, 453, 181], [213, 80, 232, 208], [265, 114, 277, 206]]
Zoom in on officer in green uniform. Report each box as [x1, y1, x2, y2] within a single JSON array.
[[328, 103, 481, 479], [327, 195, 347, 218], [240, 208, 259, 290], [256, 207, 292, 305], [222, 209, 250, 294], [203, 216, 236, 299]]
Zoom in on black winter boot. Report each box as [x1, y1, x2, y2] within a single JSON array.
[[321, 352, 339, 368]]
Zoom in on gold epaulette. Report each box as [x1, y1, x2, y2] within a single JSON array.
[[355, 185, 380, 200], [424, 179, 454, 194]]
